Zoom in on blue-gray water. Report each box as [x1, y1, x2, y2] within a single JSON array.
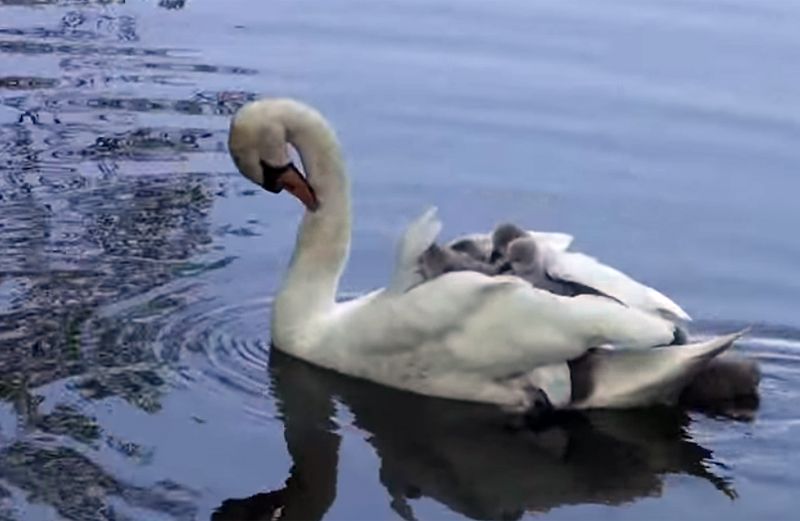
[[1, 0, 799, 519]]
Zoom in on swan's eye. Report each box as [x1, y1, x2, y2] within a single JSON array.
[[259, 160, 293, 193]]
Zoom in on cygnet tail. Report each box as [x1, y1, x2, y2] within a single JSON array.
[[387, 206, 443, 293], [570, 329, 748, 409]]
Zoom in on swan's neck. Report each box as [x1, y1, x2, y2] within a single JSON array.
[[273, 111, 351, 351]]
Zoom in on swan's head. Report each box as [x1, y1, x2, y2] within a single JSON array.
[[228, 99, 320, 211], [490, 223, 526, 263], [507, 237, 540, 271]]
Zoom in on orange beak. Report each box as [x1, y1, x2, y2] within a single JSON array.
[[280, 166, 319, 212]]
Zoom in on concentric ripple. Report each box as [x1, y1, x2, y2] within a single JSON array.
[[149, 291, 361, 392], [146, 294, 277, 422]]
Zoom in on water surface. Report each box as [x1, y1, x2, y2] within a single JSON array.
[[1, 0, 799, 519]]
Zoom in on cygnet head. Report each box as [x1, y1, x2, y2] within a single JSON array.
[[228, 98, 321, 211], [490, 223, 526, 263], [507, 237, 540, 271]]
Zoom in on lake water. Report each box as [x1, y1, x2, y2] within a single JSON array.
[[1, 0, 799, 519]]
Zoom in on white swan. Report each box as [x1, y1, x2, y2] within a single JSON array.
[[228, 97, 745, 413]]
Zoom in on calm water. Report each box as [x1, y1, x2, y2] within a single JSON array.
[[1, 0, 799, 519]]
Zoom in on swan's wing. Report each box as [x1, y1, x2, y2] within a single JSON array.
[[354, 272, 679, 372], [386, 206, 442, 294], [446, 230, 574, 260], [545, 250, 691, 321]]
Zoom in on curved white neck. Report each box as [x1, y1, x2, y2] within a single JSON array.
[[272, 109, 351, 349]]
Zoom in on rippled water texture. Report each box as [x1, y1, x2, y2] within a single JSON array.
[[1, 0, 799, 519]]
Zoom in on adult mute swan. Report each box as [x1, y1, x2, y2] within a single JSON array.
[[228, 97, 746, 414]]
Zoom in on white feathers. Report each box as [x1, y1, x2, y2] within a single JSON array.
[[543, 250, 692, 321]]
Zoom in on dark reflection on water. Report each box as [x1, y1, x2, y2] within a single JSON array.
[[0, 443, 197, 521], [0, 1, 253, 519], [0, 168, 217, 518], [214, 351, 735, 521]]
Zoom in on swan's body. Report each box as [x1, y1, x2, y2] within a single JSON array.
[[229, 98, 749, 414]]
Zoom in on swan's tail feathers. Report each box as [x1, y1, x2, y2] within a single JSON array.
[[387, 206, 443, 294], [570, 329, 748, 409]]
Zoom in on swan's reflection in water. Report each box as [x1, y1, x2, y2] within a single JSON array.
[[213, 350, 735, 521]]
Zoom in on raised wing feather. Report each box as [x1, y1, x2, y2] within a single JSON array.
[[387, 206, 442, 294]]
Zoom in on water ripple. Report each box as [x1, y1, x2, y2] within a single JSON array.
[[149, 296, 274, 424]]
